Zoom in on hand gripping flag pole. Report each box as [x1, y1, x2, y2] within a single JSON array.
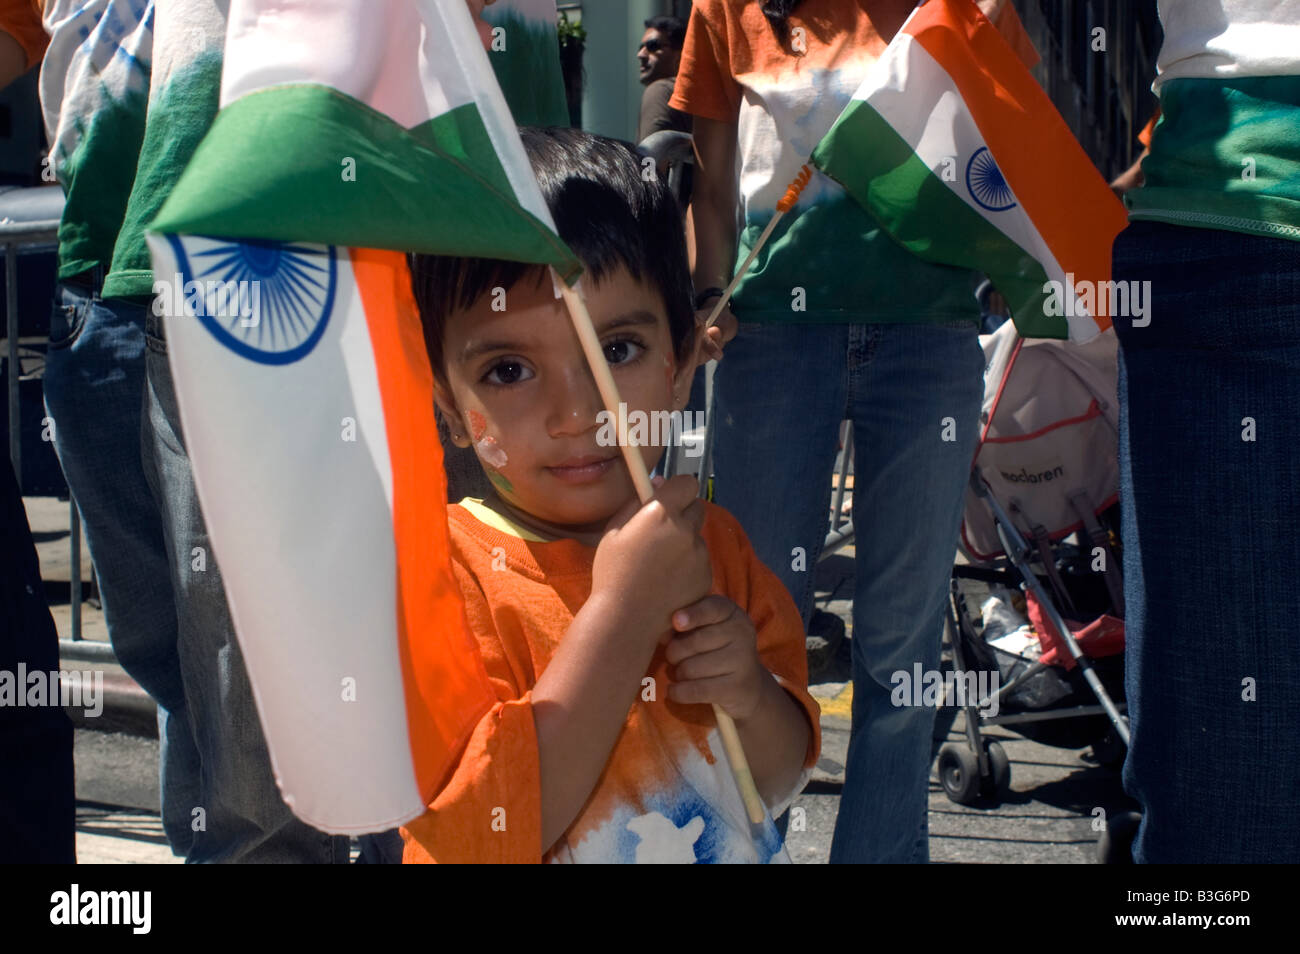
[[556, 274, 773, 844]]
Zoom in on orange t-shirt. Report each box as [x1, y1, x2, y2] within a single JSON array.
[[401, 499, 821, 864]]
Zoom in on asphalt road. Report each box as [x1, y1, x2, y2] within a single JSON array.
[[70, 715, 1131, 864]]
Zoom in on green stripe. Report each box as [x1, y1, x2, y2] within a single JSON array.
[[813, 99, 1063, 339], [149, 84, 581, 282]]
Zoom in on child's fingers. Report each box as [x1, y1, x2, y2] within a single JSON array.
[[602, 474, 688, 534], [664, 620, 734, 664], [653, 473, 702, 519], [671, 645, 742, 682], [671, 594, 737, 633], [602, 487, 646, 533], [667, 673, 736, 707]]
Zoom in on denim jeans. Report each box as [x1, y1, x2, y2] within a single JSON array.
[[1113, 221, 1300, 863], [44, 284, 181, 703], [142, 310, 349, 863], [711, 319, 984, 863], [43, 282, 194, 848]]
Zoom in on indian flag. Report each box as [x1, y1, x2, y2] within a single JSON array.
[[811, 0, 1128, 341], [146, 0, 581, 834]]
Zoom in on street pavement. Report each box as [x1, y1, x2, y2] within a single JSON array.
[[27, 495, 1135, 864]]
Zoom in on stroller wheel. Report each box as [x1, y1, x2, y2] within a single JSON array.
[[1090, 728, 1128, 769], [938, 743, 982, 805], [980, 740, 1011, 798]]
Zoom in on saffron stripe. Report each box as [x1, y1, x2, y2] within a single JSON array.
[[351, 247, 496, 800]]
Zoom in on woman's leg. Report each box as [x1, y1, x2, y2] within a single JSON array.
[[830, 320, 984, 863], [710, 321, 848, 625], [1114, 220, 1300, 863]]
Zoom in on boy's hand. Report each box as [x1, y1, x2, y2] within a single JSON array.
[[665, 595, 767, 722], [592, 475, 713, 648]]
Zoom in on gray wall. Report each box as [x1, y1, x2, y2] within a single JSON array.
[[570, 0, 674, 143]]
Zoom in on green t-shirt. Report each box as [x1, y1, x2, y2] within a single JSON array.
[[732, 193, 982, 324], [39, 0, 152, 284], [1128, 76, 1300, 242]]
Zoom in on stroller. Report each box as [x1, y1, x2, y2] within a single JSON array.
[[939, 319, 1129, 806]]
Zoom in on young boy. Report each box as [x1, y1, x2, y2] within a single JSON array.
[[401, 127, 819, 863]]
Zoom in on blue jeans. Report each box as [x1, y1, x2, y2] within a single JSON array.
[[142, 310, 348, 862], [711, 319, 984, 863], [1113, 221, 1300, 863], [43, 282, 194, 846], [44, 284, 180, 702]]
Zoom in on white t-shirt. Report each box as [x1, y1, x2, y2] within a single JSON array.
[[1155, 0, 1300, 89]]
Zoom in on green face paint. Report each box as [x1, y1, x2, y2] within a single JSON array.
[[488, 470, 514, 494]]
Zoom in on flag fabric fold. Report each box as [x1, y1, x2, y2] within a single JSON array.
[[811, 0, 1128, 341], [147, 0, 579, 833]]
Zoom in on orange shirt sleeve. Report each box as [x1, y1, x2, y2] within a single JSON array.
[[401, 556, 542, 864], [0, 0, 48, 70], [669, 0, 741, 123]]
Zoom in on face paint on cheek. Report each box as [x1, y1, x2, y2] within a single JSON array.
[[487, 470, 514, 494], [468, 409, 487, 443], [476, 435, 508, 470]]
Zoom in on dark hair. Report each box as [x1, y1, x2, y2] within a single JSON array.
[[643, 16, 687, 48], [411, 126, 695, 377], [759, 0, 805, 46]]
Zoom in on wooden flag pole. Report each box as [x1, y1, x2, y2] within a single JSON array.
[[556, 274, 769, 830], [703, 164, 814, 330]]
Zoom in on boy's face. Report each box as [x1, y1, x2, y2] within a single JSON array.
[[435, 266, 696, 535]]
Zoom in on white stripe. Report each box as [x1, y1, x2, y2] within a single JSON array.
[[148, 234, 423, 833], [850, 33, 1099, 339], [420, 0, 560, 236]]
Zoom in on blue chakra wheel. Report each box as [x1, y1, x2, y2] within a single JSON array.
[[166, 235, 337, 364], [965, 146, 1017, 212]]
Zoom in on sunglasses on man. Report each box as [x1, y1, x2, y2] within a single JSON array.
[[638, 39, 667, 54]]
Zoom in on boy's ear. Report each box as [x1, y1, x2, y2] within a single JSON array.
[[433, 382, 471, 447]]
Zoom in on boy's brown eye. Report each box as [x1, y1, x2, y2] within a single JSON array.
[[603, 338, 644, 365], [483, 360, 532, 386]]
